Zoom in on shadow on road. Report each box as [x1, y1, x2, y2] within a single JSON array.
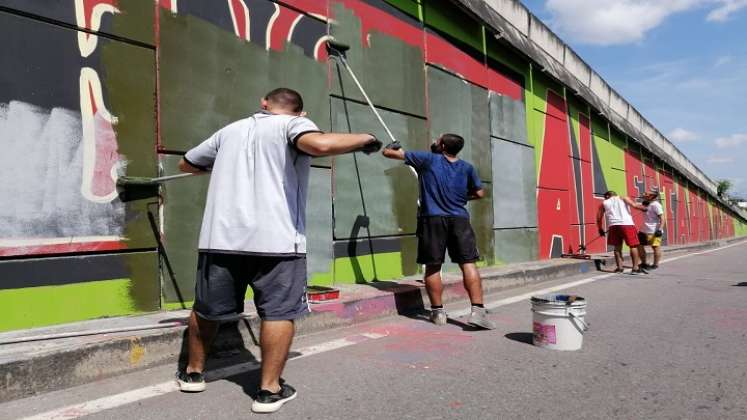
[[365, 280, 426, 317], [504, 332, 534, 345], [733, 282, 747, 287]]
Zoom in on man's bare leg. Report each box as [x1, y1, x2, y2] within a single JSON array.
[[630, 246, 641, 270], [459, 262, 483, 305], [653, 246, 662, 266], [614, 245, 624, 271], [186, 310, 219, 374], [424, 264, 444, 307], [460, 262, 495, 330], [259, 320, 295, 393], [638, 244, 648, 266]]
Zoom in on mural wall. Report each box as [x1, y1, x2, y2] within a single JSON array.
[[1, 0, 745, 331]]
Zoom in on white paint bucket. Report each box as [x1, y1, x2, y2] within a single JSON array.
[[531, 294, 589, 351]]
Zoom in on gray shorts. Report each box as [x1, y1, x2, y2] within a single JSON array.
[[193, 252, 309, 321]]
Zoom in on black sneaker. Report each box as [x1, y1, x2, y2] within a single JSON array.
[[630, 267, 648, 275], [176, 370, 206, 392], [648, 264, 658, 270], [252, 383, 298, 413], [613, 268, 624, 273], [639, 263, 650, 269]]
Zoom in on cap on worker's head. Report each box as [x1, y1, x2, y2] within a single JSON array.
[[264, 87, 304, 112], [603, 190, 617, 199]]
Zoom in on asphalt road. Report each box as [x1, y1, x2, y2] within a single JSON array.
[[5, 241, 747, 420]]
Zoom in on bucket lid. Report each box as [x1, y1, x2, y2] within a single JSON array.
[[531, 294, 585, 305]]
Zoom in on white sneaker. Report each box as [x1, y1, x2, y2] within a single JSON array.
[[429, 308, 447, 326], [176, 371, 206, 392], [251, 383, 298, 413], [468, 307, 496, 330]]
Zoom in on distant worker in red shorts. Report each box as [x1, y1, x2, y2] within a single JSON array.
[[596, 190, 648, 274]]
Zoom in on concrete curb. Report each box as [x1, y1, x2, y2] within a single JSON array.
[[0, 238, 742, 402]]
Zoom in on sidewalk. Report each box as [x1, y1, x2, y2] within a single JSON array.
[[0, 238, 741, 402]]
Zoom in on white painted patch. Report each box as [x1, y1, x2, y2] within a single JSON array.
[[0, 101, 125, 241], [18, 332, 390, 420]]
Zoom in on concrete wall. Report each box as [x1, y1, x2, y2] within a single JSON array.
[[1, 0, 745, 331]]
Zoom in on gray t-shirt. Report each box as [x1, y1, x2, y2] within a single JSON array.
[[184, 111, 321, 255]]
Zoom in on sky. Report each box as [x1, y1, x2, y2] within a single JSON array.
[[520, 0, 747, 198]]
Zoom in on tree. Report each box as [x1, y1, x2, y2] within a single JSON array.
[[717, 179, 732, 197]]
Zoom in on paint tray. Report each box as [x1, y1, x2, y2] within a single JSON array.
[[306, 285, 340, 303]]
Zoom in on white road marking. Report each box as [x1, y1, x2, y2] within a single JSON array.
[[18, 332, 389, 420], [17, 240, 745, 419]]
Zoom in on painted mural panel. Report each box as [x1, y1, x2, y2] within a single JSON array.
[[426, 66, 491, 181], [0, 11, 157, 257], [306, 167, 335, 286], [468, 183, 495, 266], [492, 139, 537, 229], [329, 0, 426, 116], [537, 188, 571, 258], [333, 235, 419, 283], [0, 0, 154, 46], [494, 228, 538, 264], [0, 251, 159, 331], [485, 38, 527, 102], [624, 149, 646, 228], [159, 155, 209, 305], [490, 93, 529, 145], [158, 6, 329, 152], [536, 90, 570, 191], [331, 98, 426, 239]]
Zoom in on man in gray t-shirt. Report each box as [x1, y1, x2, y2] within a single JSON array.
[[176, 88, 381, 413]]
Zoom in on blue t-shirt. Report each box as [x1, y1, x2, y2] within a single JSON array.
[[405, 151, 482, 218]]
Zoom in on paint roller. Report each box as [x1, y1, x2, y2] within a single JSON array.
[[326, 37, 401, 151], [116, 172, 202, 188]]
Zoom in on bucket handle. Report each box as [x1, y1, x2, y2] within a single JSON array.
[[569, 312, 590, 331]]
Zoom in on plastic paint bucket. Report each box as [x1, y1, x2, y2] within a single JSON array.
[[531, 294, 589, 351]]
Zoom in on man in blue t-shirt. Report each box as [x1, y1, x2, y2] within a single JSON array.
[[383, 134, 495, 329]]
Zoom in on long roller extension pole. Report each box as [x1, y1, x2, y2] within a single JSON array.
[[116, 172, 201, 188], [327, 40, 399, 145]]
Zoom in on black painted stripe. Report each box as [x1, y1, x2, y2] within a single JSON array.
[[334, 236, 405, 258], [0, 252, 153, 290]]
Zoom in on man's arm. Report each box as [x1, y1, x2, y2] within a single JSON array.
[[596, 204, 606, 236], [468, 189, 485, 200], [623, 196, 647, 211], [296, 132, 380, 157], [178, 158, 206, 173], [382, 146, 405, 160], [467, 165, 484, 200]]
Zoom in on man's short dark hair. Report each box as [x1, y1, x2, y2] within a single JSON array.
[[264, 87, 303, 112], [440, 133, 464, 155], [604, 190, 617, 199]]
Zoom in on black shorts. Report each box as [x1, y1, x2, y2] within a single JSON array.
[[416, 216, 479, 265], [193, 252, 309, 322]]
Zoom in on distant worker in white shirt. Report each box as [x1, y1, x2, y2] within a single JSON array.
[[596, 190, 648, 274], [638, 188, 665, 270]]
